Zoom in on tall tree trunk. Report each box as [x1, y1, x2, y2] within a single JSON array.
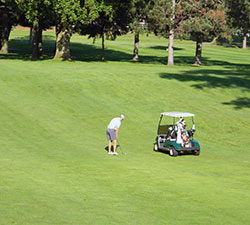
[[194, 35, 203, 65], [132, 32, 139, 61], [0, 7, 11, 54], [242, 36, 247, 49], [168, 28, 174, 66], [29, 26, 33, 45], [167, 0, 175, 66], [32, 24, 39, 60], [102, 33, 105, 61], [54, 24, 72, 60], [0, 28, 11, 54], [38, 27, 43, 57]]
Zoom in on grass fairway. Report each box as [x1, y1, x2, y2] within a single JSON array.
[[0, 28, 250, 225]]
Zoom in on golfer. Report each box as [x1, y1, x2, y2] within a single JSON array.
[[106, 114, 125, 155]]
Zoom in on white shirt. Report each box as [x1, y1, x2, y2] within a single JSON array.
[[107, 117, 121, 130]]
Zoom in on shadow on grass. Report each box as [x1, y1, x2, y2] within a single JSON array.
[[70, 42, 168, 64], [1, 39, 245, 67], [155, 149, 198, 157], [149, 46, 184, 51], [0, 39, 55, 61], [0, 52, 53, 61], [2, 38, 250, 68], [4, 40, 248, 68], [1, 38, 242, 66], [223, 97, 250, 109], [159, 67, 250, 91], [104, 145, 122, 153], [159, 67, 250, 109], [2, 39, 168, 63]]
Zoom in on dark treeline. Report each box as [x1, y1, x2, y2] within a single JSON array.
[[0, 0, 250, 65]]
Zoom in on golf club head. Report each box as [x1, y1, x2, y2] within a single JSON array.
[[118, 145, 126, 155]]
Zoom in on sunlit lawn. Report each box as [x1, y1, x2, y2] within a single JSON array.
[[0, 27, 250, 225]]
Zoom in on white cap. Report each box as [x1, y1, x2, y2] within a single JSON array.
[[120, 114, 125, 120]]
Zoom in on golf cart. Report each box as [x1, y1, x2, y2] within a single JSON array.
[[154, 112, 200, 156]]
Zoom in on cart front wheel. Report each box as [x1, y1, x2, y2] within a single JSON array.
[[169, 147, 178, 157], [154, 143, 159, 151]]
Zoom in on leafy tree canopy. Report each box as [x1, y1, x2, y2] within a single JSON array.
[[226, 0, 250, 35], [148, 0, 183, 38], [78, 0, 132, 40], [178, 0, 227, 41]]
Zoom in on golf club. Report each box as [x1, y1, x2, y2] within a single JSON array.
[[117, 140, 126, 155]]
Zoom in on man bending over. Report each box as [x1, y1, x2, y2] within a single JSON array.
[[106, 115, 125, 155]]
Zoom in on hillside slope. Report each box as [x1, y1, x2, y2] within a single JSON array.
[[0, 29, 250, 225]]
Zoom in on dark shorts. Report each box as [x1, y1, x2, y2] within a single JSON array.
[[107, 128, 116, 141]]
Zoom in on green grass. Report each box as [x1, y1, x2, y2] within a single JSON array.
[[0, 28, 250, 225]]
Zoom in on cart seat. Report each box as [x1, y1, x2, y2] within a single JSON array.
[[170, 130, 177, 139], [158, 125, 174, 135]]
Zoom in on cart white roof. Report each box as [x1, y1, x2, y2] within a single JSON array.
[[161, 112, 195, 117]]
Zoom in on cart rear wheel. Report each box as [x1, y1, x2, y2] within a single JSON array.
[[169, 147, 178, 157], [194, 150, 200, 156], [154, 143, 159, 151]]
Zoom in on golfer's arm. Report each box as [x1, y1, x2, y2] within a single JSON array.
[[116, 128, 119, 138]]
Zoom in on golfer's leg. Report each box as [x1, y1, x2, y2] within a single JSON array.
[[108, 141, 112, 153], [113, 140, 117, 152]]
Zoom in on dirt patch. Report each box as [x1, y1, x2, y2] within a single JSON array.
[[13, 25, 55, 32]]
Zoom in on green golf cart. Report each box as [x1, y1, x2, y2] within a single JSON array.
[[154, 112, 200, 156]]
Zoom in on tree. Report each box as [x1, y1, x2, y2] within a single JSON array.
[[149, 0, 183, 66], [78, 0, 114, 61], [16, 0, 53, 59], [78, 0, 132, 61], [0, 0, 19, 54], [179, 0, 227, 65], [51, 0, 87, 60], [226, 0, 250, 49], [129, 0, 152, 61]]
